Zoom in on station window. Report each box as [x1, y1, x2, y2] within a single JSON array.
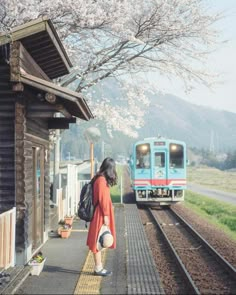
[[155, 152, 165, 167], [169, 143, 184, 168], [136, 144, 150, 169]]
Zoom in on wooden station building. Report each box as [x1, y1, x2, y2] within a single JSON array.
[[0, 17, 93, 265]]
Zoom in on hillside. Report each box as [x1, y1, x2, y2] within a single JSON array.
[[61, 90, 236, 160], [138, 93, 236, 151]]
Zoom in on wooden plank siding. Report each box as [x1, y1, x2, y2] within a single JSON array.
[[27, 118, 49, 141], [0, 59, 51, 262], [19, 42, 51, 81], [14, 101, 27, 254], [0, 62, 16, 213], [10, 41, 50, 82], [15, 103, 51, 261]]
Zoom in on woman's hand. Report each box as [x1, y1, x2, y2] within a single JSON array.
[[104, 216, 109, 226]]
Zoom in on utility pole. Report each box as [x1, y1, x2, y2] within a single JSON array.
[[90, 142, 94, 178], [84, 127, 101, 179]]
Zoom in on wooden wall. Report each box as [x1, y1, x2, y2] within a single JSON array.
[[15, 101, 27, 256], [0, 59, 16, 213], [1, 47, 51, 263], [15, 95, 51, 262]]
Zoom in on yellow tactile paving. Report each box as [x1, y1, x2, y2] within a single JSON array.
[[74, 250, 107, 295]]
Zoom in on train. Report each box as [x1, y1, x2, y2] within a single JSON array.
[[129, 137, 187, 206]]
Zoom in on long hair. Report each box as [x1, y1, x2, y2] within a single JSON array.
[[96, 157, 117, 186]]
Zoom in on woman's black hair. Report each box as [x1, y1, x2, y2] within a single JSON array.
[[96, 157, 117, 186]]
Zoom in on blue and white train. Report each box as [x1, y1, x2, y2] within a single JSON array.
[[129, 137, 187, 206]]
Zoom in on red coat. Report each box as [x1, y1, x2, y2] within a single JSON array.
[[86, 176, 116, 253]]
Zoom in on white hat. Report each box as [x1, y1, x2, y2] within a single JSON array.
[[97, 225, 114, 251]]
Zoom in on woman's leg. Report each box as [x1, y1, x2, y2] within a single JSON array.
[[93, 251, 112, 276], [93, 251, 102, 271]]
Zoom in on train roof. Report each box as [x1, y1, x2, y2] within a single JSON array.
[[134, 137, 186, 146]]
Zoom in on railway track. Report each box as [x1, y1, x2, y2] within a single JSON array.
[[147, 206, 236, 294]]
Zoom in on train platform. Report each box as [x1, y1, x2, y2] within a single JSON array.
[[2, 204, 164, 295]]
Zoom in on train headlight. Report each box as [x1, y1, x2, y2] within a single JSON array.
[[140, 145, 148, 151]]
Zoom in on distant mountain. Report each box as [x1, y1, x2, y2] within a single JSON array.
[[62, 86, 236, 161], [137, 93, 236, 152]]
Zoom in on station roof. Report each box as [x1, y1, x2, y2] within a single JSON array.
[[20, 70, 93, 120], [0, 17, 94, 122], [0, 16, 72, 79]]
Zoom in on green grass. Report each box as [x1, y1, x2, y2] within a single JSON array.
[[110, 164, 122, 203], [184, 190, 236, 241], [187, 166, 236, 193], [186, 166, 236, 240]]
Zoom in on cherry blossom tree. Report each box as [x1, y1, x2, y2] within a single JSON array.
[[0, 0, 223, 137]]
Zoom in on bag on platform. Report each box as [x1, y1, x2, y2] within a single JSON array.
[[77, 178, 98, 223]]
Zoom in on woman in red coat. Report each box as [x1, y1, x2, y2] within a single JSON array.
[[86, 157, 117, 276]]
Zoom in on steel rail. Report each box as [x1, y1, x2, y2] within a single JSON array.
[[148, 208, 200, 295], [171, 208, 236, 281]]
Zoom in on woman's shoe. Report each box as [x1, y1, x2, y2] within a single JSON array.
[[94, 269, 112, 276]]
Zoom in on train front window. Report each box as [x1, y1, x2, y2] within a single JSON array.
[[136, 144, 150, 169], [155, 152, 165, 167], [169, 144, 184, 168]]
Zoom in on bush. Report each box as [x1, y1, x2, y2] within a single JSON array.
[[185, 191, 236, 237], [110, 164, 122, 203], [219, 216, 236, 231], [203, 205, 225, 217]]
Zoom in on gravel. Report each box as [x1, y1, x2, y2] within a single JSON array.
[[139, 204, 236, 294]]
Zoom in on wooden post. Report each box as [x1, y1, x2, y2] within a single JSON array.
[[53, 115, 60, 204], [90, 142, 94, 178]]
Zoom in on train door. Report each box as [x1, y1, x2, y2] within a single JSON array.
[[153, 150, 168, 185], [168, 143, 186, 185], [135, 143, 152, 187]]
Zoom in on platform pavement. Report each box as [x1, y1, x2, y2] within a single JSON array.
[[2, 204, 163, 295], [9, 204, 126, 295], [15, 218, 89, 295]]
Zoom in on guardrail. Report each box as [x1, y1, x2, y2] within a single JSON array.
[[0, 207, 16, 269]]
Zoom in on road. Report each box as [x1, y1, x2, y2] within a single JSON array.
[[187, 183, 236, 205]]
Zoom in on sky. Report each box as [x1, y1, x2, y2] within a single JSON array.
[[148, 0, 236, 114]]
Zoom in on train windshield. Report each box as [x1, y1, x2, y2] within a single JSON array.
[[136, 144, 150, 169], [155, 152, 165, 167], [169, 143, 184, 168]]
